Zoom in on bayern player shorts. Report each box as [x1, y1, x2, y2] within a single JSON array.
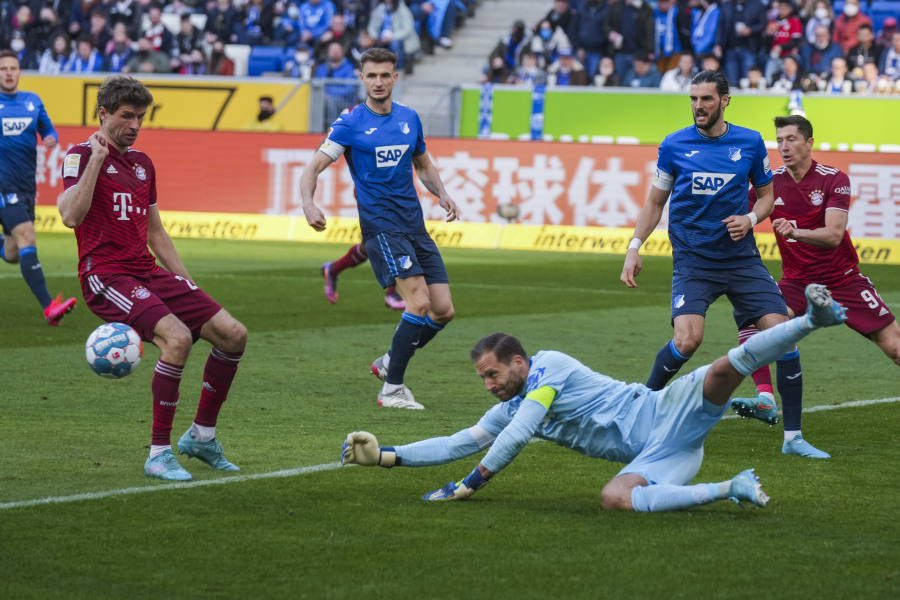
[[0, 192, 35, 235], [671, 262, 788, 329], [81, 269, 222, 343], [618, 365, 727, 486], [779, 275, 896, 337], [365, 231, 449, 289]]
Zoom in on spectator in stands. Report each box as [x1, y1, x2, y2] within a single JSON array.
[[315, 13, 355, 63], [103, 22, 135, 72], [802, 0, 833, 45], [284, 42, 315, 78], [299, 0, 335, 44], [879, 31, 900, 80], [763, 0, 803, 81], [208, 38, 234, 75], [277, 2, 304, 47], [623, 49, 661, 86], [847, 24, 882, 73], [529, 19, 570, 70], [715, 0, 767, 85], [238, 0, 275, 46], [4, 5, 37, 52], [569, 0, 609, 79], [205, 0, 240, 44], [800, 23, 842, 76], [340, 0, 369, 32], [511, 50, 548, 85], [654, 0, 682, 75], [124, 35, 170, 72], [547, 46, 589, 86], [88, 9, 112, 53], [65, 34, 103, 71], [660, 52, 696, 91], [823, 56, 854, 92], [832, 0, 870, 54], [39, 33, 71, 73], [604, 0, 654, 79], [8, 30, 39, 70], [408, 0, 456, 51], [482, 56, 511, 82], [367, 0, 419, 72], [489, 20, 530, 71], [34, 8, 65, 54], [142, 4, 173, 55], [180, 49, 207, 74], [544, 0, 576, 34], [770, 53, 806, 90], [69, 0, 102, 38], [594, 55, 622, 86], [174, 14, 202, 68], [855, 60, 885, 92], [108, 0, 143, 41], [740, 64, 769, 89], [245, 96, 284, 130], [700, 52, 720, 72], [876, 17, 897, 51], [352, 29, 375, 63], [315, 41, 357, 126], [690, 0, 720, 56]]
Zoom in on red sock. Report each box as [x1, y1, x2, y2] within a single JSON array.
[[194, 348, 243, 427], [738, 326, 774, 395], [386, 285, 395, 295], [152, 360, 183, 446], [330, 243, 367, 276]]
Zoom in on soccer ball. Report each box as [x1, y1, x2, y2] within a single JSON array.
[[85, 323, 143, 379]]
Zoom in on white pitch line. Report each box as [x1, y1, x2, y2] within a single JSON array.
[[2, 396, 898, 512]]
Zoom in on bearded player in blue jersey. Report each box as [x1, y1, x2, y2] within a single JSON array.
[[620, 70, 829, 459], [301, 48, 459, 410], [0, 51, 77, 325], [340, 285, 847, 509]]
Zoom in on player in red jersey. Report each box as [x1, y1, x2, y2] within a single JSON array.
[[57, 76, 248, 481], [733, 115, 899, 458], [321, 243, 406, 309]]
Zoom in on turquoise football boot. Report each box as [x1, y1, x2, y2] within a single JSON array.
[[731, 395, 780, 425], [783, 434, 830, 459], [177, 429, 240, 471], [727, 468, 769, 509], [805, 284, 848, 328], [144, 449, 192, 481]]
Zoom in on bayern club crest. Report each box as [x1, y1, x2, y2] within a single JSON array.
[[134, 164, 147, 181], [810, 190, 824, 206], [132, 286, 151, 300]]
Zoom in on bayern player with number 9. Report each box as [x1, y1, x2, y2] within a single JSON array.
[[58, 76, 248, 481]]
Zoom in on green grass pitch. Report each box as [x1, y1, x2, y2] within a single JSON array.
[[1, 233, 898, 599]]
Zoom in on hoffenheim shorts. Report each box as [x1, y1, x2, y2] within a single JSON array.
[[618, 365, 727, 486], [365, 231, 449, 289], [671, 262, 788, 329], [0, 192, 35, 235]]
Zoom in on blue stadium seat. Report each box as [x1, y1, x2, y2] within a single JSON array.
[[248, 46, 286, 76], [868, 1, 899, 33]]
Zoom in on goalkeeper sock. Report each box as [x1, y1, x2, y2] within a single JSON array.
[[384, 312, 425, 385], [416, 316, 445, 350], [646, 340, 692, 391], [727, 316, 813, 376], [739, 326, 775, 399], [776, 349, 803, 437], [631, 481, 731, 512]]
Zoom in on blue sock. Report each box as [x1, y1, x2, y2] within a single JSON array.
[[416, 316, 445, 350], [776, 349, 802, 432], [631, 482, 727, 512], [19, 246, 52, 309], [0, 235, 7, 262], [646, 340, 692, 390], [385, 312, 426, 385]]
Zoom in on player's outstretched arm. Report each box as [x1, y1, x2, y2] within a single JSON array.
[[412, 152, 459, 222], [341, 426, 494, 468], [146, 206, 193, 281], [621, 185, 670, 288], [300, 151, 336, 231], [723, 182, 773, 241], [774, 208, 847, 248], [58, 132, 108, 228]]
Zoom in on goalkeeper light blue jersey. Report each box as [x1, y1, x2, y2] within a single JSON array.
[[0, 91, 57, 195], [654, 123, 772, 269], [476, 351, 653, 468], [319, 102, 428, 242]]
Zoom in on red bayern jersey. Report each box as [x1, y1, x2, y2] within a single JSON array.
[[63, 142, 160, 279], [750, 160, 857, 285]]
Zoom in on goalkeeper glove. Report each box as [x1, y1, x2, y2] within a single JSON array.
[[421, 466, 490, 501], [340, 431, 399, 467]]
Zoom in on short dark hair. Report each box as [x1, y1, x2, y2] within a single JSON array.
[[774, 115, 813, 140], [748, 65, 763, 73], [359, 47, 397, 68], [633, 50, 651, 62], [0, 50, 18, 62], [96, 76, 154, 122], [180, 12, 191, 21], [470, 333, 529, 365], [259, 95, 274, 103], [76, 34, 94, 48], [858, 23, 872, 32], [691, 69, 729, 98]]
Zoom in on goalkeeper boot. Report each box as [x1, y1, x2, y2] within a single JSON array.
[[726, 468, 769, 509], [378, 384, 424, 410], [44, 293, 77, 326], [321, 262, 338, 304], [177, 429, 240, 470], [731, 395, 780, 425], [782, 434, 830, 459], [805, 284, 847, 328], [144, 449, 192, 481], [371, 353, 389, 381]]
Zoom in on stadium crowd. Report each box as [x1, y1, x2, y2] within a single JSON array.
[[0, 0, 473, 76], [482, 0, 900, 93]]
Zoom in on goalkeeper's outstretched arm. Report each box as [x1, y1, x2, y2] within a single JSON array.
[[341, 426, 496, 468]]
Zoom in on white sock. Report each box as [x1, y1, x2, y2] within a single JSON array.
[[382, 382, 402, 395], [785, 430, 801, 442], [382, 352, 391, 370], [759, 391, 776, 403], [149, 445, 170, 459], [190, 423, 216, 442]]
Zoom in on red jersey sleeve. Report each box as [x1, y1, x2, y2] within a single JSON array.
[[62, 144, 94, 190], [826, 171, 852, 212]]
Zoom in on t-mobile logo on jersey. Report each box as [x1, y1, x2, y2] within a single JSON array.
[[114, 193, 147, 220]]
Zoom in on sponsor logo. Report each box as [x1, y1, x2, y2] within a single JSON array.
[[691, 172, 735, 195], [684, 150, 699, 157], [203, 381, 217, 393], [134, 164, 147, 181], [114, 193, 132, 220], [159, 400, 179, 407], [834, 186, 851, 195], [786, 373, 802, 380], [107, 165, 118, 174], [94, 333, 128, 353], [879, 307, 889, 317], [663, 366, 679, 372], [2, 117, 33, 136], [365, 127, 377, 134], [375, 144, 409, 168], [64, 153, 80, 177], [398, 255, 412, 269], [132, 286, 151, 300], [809, 190, 824, 206], [774, 197, 784, 205], [674, 294, 685, 308], [400, 122, 410, 134], [728, 147, 742, 162], [763, 155, 771, 173]]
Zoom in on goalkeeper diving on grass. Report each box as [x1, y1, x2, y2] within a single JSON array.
[[341, 284, 847, 511]]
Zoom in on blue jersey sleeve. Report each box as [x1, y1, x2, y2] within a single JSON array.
[[476, 401, 515, 435], [749, 133, 772, 187], [653, 136, 675, 191], [480, 399, 548, 473], [36, 98, 57, 142], [413, 112, 426, 156]]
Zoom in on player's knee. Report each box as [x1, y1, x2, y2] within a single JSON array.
[[600, 487, 631, 511], [222, 320, 248, 353], [12, 225, 36, 248], [673, 334, 701, 356], [433, 303, 454, 323], [159, 323, 193, 360], [406, 295, 431, 316]]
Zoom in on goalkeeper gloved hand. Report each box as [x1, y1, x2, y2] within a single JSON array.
[[340, 431, 399, 467], [421, 466, 490, 501]]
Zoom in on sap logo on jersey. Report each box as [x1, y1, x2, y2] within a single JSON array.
[[375, 144, 410, 167], [2, 117, 33, 136], [691, 172, 735, 195]]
